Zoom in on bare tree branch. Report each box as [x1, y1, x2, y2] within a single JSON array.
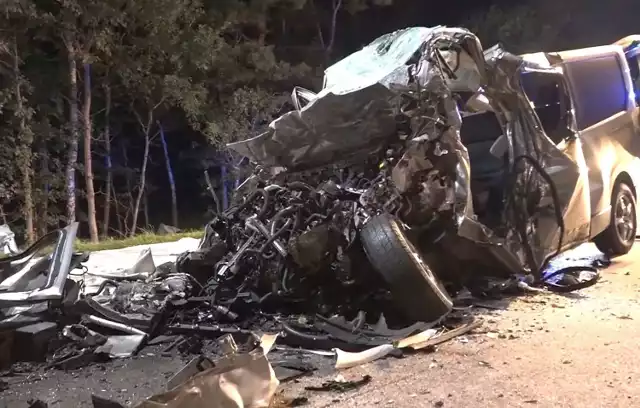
[[327, 0, 343, 53]]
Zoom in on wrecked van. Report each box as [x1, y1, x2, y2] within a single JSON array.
[[521, 44, 640, 257], [225, 26, 638, 322]]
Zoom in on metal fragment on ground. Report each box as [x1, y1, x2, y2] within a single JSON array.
[[134, 344, 278, 408], [334, 344, 396, 369]]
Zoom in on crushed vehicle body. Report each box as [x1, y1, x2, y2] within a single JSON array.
[[224, 26, 593, 320], [171, 25, 640, 326], [4, 28, 634, 407]]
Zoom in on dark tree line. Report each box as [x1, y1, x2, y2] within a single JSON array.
[[0, 0, 636, 244]]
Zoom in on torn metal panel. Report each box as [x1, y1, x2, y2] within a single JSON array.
[[166, 356, 215, 390], [227, 27, 483, 173], [0, 223, 79, 307], [95, 334, 146, 358], [486, 47, 591, 270], [134, 345, 279, 408], [83, 248, 156, 283], [62, 322, 144, 358], [226, 86, 397, 171], [0, 302, 49, 330], [118, 247, 156, 279]]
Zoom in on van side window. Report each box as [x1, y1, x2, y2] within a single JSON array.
[[520, 72, 569, 144], [564, 56, 627, 130]]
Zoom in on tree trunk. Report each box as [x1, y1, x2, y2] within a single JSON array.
[[12, 39, 34, 243], [158, 122, 178, 227], [39, 183, 49, 237], [327, 0, 343, 57], [203, 169, 221, 214], [102, 84, 112, 239], [82, 63, 98, 243], [221, 165, 229, 210], [129, 112, 153, 237], [121, 142, 133, 235], [309, 0, 326, 50], [65, 45, 79, 225], [35, 142, 50, 238], [143, 189, 150, 230], [112, 183, 123, 235]]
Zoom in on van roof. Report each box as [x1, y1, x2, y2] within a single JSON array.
[[615, 35, 640, 48], [615, 35, 640, 58], [522, 45, 625, 65], [552, 45, 622, 60]]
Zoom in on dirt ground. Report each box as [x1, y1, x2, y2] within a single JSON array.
[[2, 242, 640, 407], [284, 243, 640, 408]]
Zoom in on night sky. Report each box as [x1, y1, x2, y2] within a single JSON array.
[[340, 0, 493, 50], [337, 0, 640, 55]]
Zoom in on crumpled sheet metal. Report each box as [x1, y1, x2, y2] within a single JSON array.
[[96, 335, 146, 358], [134, 347, 279, 408], [62, 322, 145, 358], [483, 44, 585, 271], [227, 26, 488, 233], [0, 223, 78, 306], [227, 27, 482, 172], [226, 85, 397, 171], [228, 29, 482, 197], [226, 24, 576, 283]]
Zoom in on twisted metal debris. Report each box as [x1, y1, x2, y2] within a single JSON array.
[[177, 171, 397, 318]]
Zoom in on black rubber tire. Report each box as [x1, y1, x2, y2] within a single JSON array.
[[594, 182, 637, 256], [359, 214, 453, 322]]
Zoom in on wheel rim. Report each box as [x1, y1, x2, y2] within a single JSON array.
[[390, 220, 453, 308], [615, 192, 635, 245]]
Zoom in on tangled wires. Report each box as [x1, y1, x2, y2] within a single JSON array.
[[199, 179, 368, 304]]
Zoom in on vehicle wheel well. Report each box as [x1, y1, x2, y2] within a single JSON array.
[[615, 172, 636, 199]]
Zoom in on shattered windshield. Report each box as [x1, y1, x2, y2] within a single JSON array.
[[322, 26, 434, 94]]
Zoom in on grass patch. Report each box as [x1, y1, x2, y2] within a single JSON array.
[[75, 230, 204, 252]]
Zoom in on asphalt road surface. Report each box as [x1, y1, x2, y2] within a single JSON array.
[[2, 242, 639, 407], [284, 242, 640, 408]]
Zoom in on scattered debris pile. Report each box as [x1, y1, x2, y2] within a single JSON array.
[[177, 173, 402, 319], [0, 26, 612, 407]]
